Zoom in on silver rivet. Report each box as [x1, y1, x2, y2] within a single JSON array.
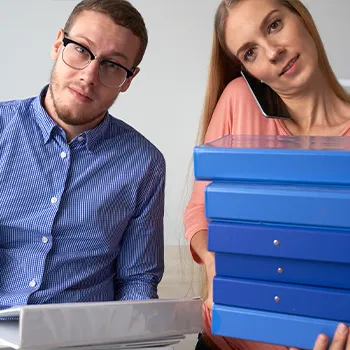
[[274, 296, 281, 302], [274, 240, 280, 246], [278, 268, 284, 274]]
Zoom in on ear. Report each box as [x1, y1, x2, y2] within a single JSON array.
[[51, 29, 65, 61], [120, 67, 140, 93]]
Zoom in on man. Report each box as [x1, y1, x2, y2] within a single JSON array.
[[0, 0, 165, 309]]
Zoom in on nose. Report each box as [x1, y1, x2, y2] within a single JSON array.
[[79, 59, 100, 85], [266, 43, 285, 64]]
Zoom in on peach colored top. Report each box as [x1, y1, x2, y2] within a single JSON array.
[[184, 77, 350, 350]]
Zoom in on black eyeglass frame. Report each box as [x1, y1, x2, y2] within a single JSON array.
[[62, 35, 135, 81]]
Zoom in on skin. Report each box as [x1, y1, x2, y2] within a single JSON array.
[[44, 10, 141, 141], [225, 0, 350, 136]]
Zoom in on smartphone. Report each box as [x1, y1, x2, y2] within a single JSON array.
[[241, 70, 291, 120]]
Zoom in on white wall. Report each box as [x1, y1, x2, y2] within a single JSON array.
[[302, 0, 350, 84], [1, 1, 349, 245]]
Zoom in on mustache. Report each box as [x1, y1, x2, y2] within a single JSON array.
[[50, 65, 96, 100]]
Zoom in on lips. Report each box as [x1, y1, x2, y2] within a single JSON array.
[[69, 87, 93, 101], [280, 55, 299, 76]]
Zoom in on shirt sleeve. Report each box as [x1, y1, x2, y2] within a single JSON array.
[[114, 151, 165, 300], [183, 80, 238, 264]]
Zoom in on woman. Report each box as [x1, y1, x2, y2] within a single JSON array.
[[184, 0, 350, 349]]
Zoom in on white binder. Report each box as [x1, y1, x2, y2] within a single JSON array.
[[0, 298, 202, 350]]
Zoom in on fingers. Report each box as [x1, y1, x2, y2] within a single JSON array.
[[313, 333, 329, 350], [313, 323, 349, 350], [329, 323, 349, 350]]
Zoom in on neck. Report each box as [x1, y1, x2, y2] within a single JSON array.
[[280, 72, 350, 136]]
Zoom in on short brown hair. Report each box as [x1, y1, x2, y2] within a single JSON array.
[[64, 0, 148, 66]]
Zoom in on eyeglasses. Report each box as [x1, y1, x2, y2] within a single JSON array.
[[61, 35, 134, 88]]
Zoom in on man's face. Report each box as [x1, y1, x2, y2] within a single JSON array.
[[49, 10, 141, 128]]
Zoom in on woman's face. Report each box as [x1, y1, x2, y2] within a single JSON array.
[[225, 0, 319, 96]]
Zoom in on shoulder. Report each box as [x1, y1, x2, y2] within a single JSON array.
[[0, 97, 36, 126], [0, 96, 35, 114], [108, 116, 165, 171], [211, 77, 261, 122], [213, 77, 259, 120], [213, 77, 278, 135], [220, 77, 256, 104]]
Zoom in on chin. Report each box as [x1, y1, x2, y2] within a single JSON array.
[[280, 70, 315, 95], [295, 73, 317, 91]]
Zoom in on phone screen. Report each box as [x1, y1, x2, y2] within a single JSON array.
[[241, 70, 290, 120]]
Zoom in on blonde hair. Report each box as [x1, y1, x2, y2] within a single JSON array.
[[198, 0, 350, 145]]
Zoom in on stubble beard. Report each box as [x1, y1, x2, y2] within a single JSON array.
[[49, 67, 107, 127]]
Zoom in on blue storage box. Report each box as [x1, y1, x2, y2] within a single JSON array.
[[212, 304, 339, 350], [208, 221, 350, 288], [193, 134, 350, 348], [208, 221, 350, 263], [214, 252, 350, 289], [213, 276, 350, 322], [194, 134, 350, 185], [205, 182, 350, 228]]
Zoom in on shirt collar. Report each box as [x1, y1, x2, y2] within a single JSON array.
[[32, 85, 58, 144], [32, 85, 112, 151], [85, 112, 111, 152]]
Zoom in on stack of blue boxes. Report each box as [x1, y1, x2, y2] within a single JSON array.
[[193, 134, 350, 349]]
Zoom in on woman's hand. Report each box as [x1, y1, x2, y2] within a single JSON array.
[[289, 323, 350, 350]]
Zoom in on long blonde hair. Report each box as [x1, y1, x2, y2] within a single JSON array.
[[198, 0, 350, 145]]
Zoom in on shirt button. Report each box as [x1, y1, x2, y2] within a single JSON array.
[[60, 152, 67, 159], [51, 197, 58, 204], [78, 136, 84, 142], [42, 236, 49, 244], [29, 280, 36, 288]]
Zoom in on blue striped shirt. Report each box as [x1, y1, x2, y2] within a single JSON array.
[[0, 85, 165, 310]]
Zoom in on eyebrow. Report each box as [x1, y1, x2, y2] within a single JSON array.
[[73, 34, 129, 62], [236, 9, 280, 58]]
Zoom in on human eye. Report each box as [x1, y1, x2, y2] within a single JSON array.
[[243, 48, 257, 62], [101, 60, 121, 70], [107, 61, 120, 69], [268, 19, 282, 34], [74, 45, 88, 55]]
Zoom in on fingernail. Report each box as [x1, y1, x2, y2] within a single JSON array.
[[317, 334, 328, 345], [337, 323, 348, 334]]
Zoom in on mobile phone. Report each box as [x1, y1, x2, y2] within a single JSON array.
[[241, 70, 291, 120]]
